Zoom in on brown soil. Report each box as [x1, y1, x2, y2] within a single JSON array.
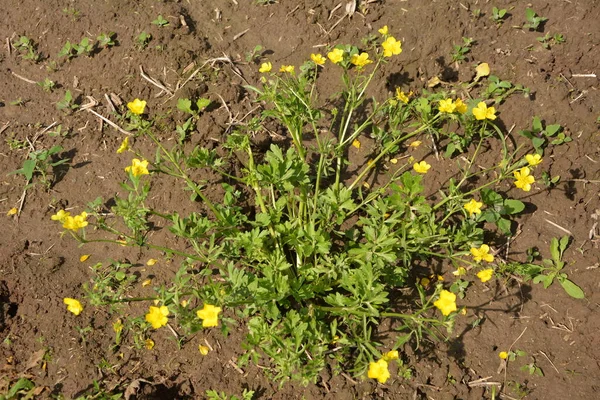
[[1, 1, 599, 399]]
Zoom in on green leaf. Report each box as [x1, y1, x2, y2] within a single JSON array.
[[7, 378, 34, 398], [497, 217, 512, 235], [545, 124, 561, 136], [558, 278, 584, 299], [196, 98, 211, 110], [177, 98, 193, 114], [502, 199, 525, 215]]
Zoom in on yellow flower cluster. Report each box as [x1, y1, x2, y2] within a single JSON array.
[[438, 98, 468, 114], [52, 210, 89, 231]]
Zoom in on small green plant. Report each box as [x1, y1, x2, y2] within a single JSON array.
[[540, 171, 560, 188], [245, 44, 264, 63], [523, 8, 547, 31], [176, 97, 211, 143], [521, 360, 544, 376], [537, 33, 565, 49], [0, 377, 36, 400], [9, 145, 70, 190], [205, 389, 255, 400], [135, 31, 152, 50], [152, 15, 169, 27], [9, 98, 27, 107], [12, 35, 41, 62], [531, 236, 584, 298], [47, 124, 71, 138], [519, 117, 569, 154], [62, 7, 81, 20], [484, 75, 530, 103], [451, 37, 474, 63], [58, 37, 94, 59], [37, 78, 56, 92], [491, 7, 507, 24], [56, 90, 79, 112], [97, 32, 117, 48]]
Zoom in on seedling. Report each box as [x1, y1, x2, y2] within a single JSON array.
[[530, 236, 584, 298], [62, 7, 81, 21], [479, 188, 525, 235], [245, 44, 264, 63], [12, 35, 41, 62], [537, 33, 565, 49], [56, 90, 79, 112], [523, 8, 547, 31], [518, 116, 567, 155], [9, 145, 70, 190], [58, 38, 94, 59], [97, 32, 117, 48], [9, 98, 27, 107], [205, 389, 255, 400], [540, 171, 560, 188], [152, 15, 169, 27], [491, 7, 507, 24], [176, 97, 211, 143], [451, 37, 474, 63], [521, 360, 544, 376], [135, 31, 152, 49], [37, 78, 56, 92]]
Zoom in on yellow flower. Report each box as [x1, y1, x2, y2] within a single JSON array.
[[395, 88, 409, 104], [142, 279, 152, 287], [368, 359, 390, 384], [464, 199, 483, 216], [279, 65, 295, 74], [196, 304, 222, 328], [6, 207, 17, 216], [79, 254, 90, 262], [125, 158, 150, 177], [514, 167, 535, 192], [350, 52, 373, 68], [310, 54, 326, 66], [434, 290, 457, 316], [472, 102, 496, 120], [452, 267, 467, 276], [409, 140, 421, 148], [127, 99, 146, 115], [113, 319, 123, 334], [378, 25, 389, 35], [382, 36, 402, 57], [145, 305, 169, 329], [525, 154, 542, 166], [63, 298, 83, 316], [475, 62, 490, 78], [199, 345, 210, 355], [145, 339, 155, 350], [51, 209, 71, 223], [438, 98, 456, 113], [259, 61, 272, 73], [62, 212, 88, 231], [499, 351, 508, 360], [477, 268, 494, 283], [327, 48, 344, 64], [470, 244, 494, 263], [413, 161, 431, 174], [116, 137, 129, 154], [454, 98, 468, 114], [382, 350, 399, 361], [352, 139, 361, 149]]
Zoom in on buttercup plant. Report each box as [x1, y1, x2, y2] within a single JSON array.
[[54, 30, 572, 385]]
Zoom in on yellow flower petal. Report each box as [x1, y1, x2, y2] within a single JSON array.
[[475, 63, 490, 78], [146, 259, 157, 266], [525, 154, 542, 166], [196, 304, 222, 328], [368, 359, 390, 384], [6, 207, 17, 216], [127, 99, 146, 115], [352, 139, 361, 149], [378, 25, 389, 35], [413, 161, 431, 174], [382, 350, 399, 361], [116, 137, 130, 154], [259, 61, 272, 73], [125, 158, 150, 177], [434, 290, 457, 316], [145, 339, 155, 350], [499, 351, 508, 360], [142, 279, 152, 287], [279, 65, 295, 74], [199, 345, 210, 355], [327, 48, 344, 64], [79, 254, 90, 262], [63, 298, 84, 316], [477, 268, 494, 283], [310, 54, 326, 66]]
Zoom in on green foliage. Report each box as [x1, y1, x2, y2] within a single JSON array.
[[9, 145, 69, 189], [245, 44, 264, 63], [135, 31, 152, 49], [57, 90, 79, 112], [523, 8, 547, 31], [491, 7, 507, 23], [519, 117, 568, 155], [451, 37, 474, 63], [0, 378, 35, 400], [152, 15, 169, 27], [12, 35, 41, 62], [537, 33, 565, 49], [37, 78, 56, 92], [205, 389, 255, 400], [58, 37, 94, 59], [97, 32, 117, 48]]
